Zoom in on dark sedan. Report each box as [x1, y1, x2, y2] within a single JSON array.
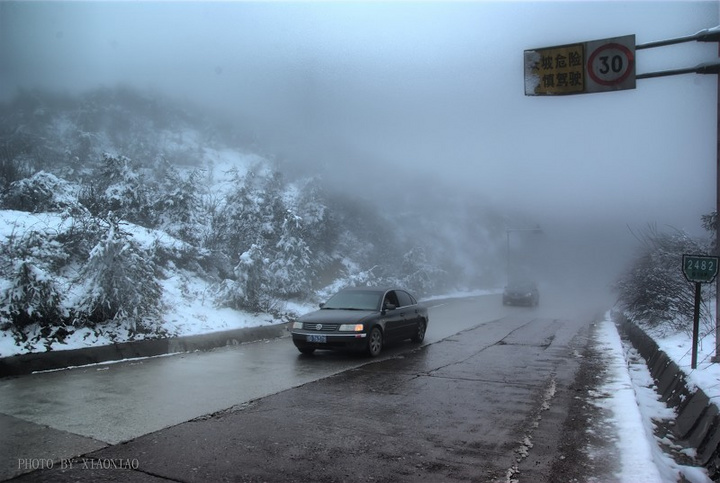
[[290, 287, 429, 357], [503, 281, 539, 306]]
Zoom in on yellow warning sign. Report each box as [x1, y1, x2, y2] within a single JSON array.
[[524, 43, 584, 96]]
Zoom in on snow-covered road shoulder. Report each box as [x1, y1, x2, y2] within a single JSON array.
[[594, 315, 712, 483]]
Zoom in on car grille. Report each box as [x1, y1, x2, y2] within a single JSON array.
[[302, 322, 339, 332]]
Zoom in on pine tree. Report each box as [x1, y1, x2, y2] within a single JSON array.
[[217, 243, 273, 313], [75, 217, 162, 332], [154, 159, 204, 243], [269, 210, 313, 298], [82, 153, 154, 226]]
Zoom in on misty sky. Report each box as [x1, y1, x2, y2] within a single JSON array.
[[1, 0, 718, 241]]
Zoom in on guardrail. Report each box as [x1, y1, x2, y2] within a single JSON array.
[[615, 314, 720, 478]]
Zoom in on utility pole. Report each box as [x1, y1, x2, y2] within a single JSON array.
[[715, 36, 720, 362]]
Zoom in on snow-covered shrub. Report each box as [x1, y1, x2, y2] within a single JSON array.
[[216, 243, 276, 314], [52, 211, 104, 266], [149, 237, 230, 279], [73, 218, 162, 331], [615, 224, 714, 335], [2, 171, 79, 213], [2, 227, 70, 273], [2, 259, 65, 330]]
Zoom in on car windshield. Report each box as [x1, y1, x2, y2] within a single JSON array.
[[323, 291, 382, 311]]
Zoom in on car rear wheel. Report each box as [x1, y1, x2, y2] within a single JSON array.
[[367, 327, 383, 357], [411, 320, 426, 343]]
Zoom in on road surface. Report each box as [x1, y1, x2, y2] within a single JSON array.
[[1, 289, 615, 481]]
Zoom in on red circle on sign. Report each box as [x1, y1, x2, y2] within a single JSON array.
[[587, 43, 634, 86]]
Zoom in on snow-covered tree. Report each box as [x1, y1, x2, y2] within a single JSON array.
[[269, 210, 313, 298], [2, 259, 64, 330], [74, 217, 162, 331], [216, 243, 275, 313], [81, 153, 154, 226], [153, 159, 204, 243], [615, 224, 713, 334], [213, 166, 286, 258], [400, 246, 445, 297], [293, 177, 337, 274]]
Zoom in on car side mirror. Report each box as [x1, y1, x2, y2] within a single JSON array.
[[319, 302, 325, 308]]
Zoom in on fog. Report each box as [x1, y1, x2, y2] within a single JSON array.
[[1, 0, 718, 298]]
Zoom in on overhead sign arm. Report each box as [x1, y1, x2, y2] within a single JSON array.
[[636, 62, 720, 80], [634, 26, 720, 79], [636, 26, 720, 50]]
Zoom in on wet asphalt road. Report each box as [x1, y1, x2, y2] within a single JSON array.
[[1, 293, 509, 479], [2, 290, 615, 482]]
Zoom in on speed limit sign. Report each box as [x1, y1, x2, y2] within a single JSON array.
[[585, 35, 636, 92]]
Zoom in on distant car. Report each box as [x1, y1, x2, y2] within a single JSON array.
[[503, 281, 539, 306], [290, 287, 429, 357]]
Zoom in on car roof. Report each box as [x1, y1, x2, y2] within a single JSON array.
[[339, 286, 399, 294], [507, 281, 536, 287]]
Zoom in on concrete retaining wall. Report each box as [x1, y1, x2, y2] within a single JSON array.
[[0, 322, 289, 378], [616, 315, 720, 479]]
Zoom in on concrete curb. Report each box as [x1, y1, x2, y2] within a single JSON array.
[[0, 322, 290, 378], [615, 314, 720, 477]]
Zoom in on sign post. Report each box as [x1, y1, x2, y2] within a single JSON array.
[[682, 254, 719, 368]]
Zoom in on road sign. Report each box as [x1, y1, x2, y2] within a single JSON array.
[[683, 253, 719, 369], [525, 35, 636, 96], [523, 42, 585, 95], [585, 37, 636, 93], [683, 254, 720, 283]]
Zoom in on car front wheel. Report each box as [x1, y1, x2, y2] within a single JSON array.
[[367, 327, 383, 357]]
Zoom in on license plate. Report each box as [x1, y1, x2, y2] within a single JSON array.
[[307, 334, 326, 343]]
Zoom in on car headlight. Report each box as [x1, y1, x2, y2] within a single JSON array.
[[291, 322, 303, 329], [339, 323, 364, 332]]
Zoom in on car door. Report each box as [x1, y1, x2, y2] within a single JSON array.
[[381, 291, 405, 342], [394, 290, 419, 338]]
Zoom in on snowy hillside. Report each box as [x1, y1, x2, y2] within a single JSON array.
[[0, 87, 510, 356]]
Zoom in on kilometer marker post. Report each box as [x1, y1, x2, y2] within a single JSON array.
[[692, 281, 701, 370], [682, 254, 720, 369]]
